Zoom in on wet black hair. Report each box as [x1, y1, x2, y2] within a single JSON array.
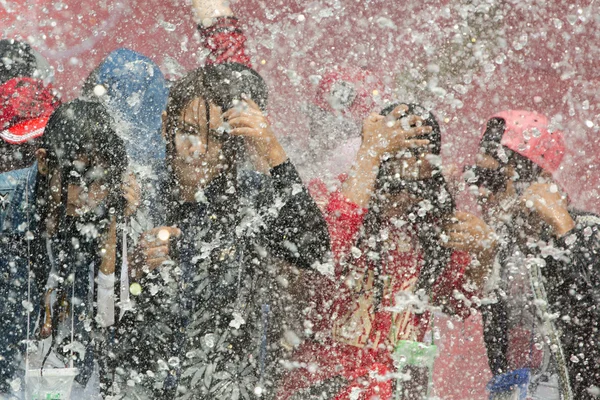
[[164, 63, 268, 213], [32, 99, 127, 289], [0, 39, 37, 84], [356, 103, 454, 297]]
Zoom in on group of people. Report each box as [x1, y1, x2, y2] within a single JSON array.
[[0, 0, 598, 399]]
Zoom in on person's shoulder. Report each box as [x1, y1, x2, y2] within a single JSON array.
[[569, 208, 600, 228], [0, 163, 37, 189]]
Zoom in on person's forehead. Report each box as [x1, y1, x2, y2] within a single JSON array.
[[180, 97, 207, 125], [71, 154, 109, 170]]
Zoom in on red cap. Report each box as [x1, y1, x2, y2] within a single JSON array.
[[314, 67, 385, 121], [483, 110, 565, 174], [0, 77, 59, 144], [0, 116, 49, 144]]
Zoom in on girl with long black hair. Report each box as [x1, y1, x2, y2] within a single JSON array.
[[28, 99, 136, 395], [278, 103, 490, 400]]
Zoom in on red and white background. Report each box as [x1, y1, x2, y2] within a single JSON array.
[[3, 0, 598, 398]]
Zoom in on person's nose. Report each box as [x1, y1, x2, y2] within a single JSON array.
[[186, 135, 207, 157]]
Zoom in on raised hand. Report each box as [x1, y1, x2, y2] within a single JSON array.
[[360, 104, 431, 160], [443, 211, 498, 286], [520, 182, 574, 237], [223, 98, 288, 168], [130, 226, 182, 280]]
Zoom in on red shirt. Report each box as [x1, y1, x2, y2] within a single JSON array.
[[277, 179, 478, 400]]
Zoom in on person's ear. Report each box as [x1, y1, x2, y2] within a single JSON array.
[[161, 111, 168, 140], [36, 148, 49, 175]]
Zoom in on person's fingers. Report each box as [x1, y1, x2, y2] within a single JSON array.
[[228, 127, 262, 138], [366, 112, 384, 124], [390, 104, 409, 119], [405, 114, 425, 126], [404, 139, 430, 148], [227, 116, 259, 129], [242, 97, 261, 111], [146, 245, 169, 259], [452, 211, 480, 223], [444, 231, 480, 243]]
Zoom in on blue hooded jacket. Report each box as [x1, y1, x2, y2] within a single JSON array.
[[87, 48, 169, 228], [91, 48, 168, 163]]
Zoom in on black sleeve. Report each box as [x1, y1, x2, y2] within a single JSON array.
[[259, 160, 330, 269], [551, 213, 600, 397], [554, 214, 600, 308]]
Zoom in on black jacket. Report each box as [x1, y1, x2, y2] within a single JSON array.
[[114, 160, 330, 399], [482, 210, 600, 399]]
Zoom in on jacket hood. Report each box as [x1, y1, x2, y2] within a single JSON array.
[[0, 77, 60, 144], [86, 48, 169, 163]]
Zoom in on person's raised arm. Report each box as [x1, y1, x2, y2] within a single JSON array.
[[341, 104, 432, 208], [192, 0, 233, 27], [192, 0, 251, 66]]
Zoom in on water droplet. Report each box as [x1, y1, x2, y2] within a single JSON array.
[[129, 283, 142, 296], [204, 333, 216, 348], [552, 18, 563, 29], [158, 229, 170, 242], [93, 84, 106, 97]]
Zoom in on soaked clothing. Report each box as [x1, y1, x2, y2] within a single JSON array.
[[115, 161, 329, 399], [482, 210, 600, 399], [277, 181, 478, 400], [0, 165, 37, 393], [170, 162, 329, 399]]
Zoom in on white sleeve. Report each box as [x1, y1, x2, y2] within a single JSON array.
[[96, 271, 115, 327]]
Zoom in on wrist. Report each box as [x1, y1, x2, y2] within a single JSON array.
[[356, 145, 382, 165], [266, 144, 288, 168], [551, 214, 575, 237]]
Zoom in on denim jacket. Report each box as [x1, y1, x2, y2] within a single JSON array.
[[0, 163, 38, 394], [0, 163, 37, 234]]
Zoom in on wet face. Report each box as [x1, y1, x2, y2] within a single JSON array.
[[170, 97, 227, 194], [379, 152, 434, 219], [47, 157, 112, 217]]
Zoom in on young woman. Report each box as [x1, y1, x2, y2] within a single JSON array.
[[278, 104, 490, 400]]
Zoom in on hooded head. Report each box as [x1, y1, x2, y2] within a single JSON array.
[[82, 48, 169, 164], [480, 110, 565, 174], [465, 110, 566, 227]]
